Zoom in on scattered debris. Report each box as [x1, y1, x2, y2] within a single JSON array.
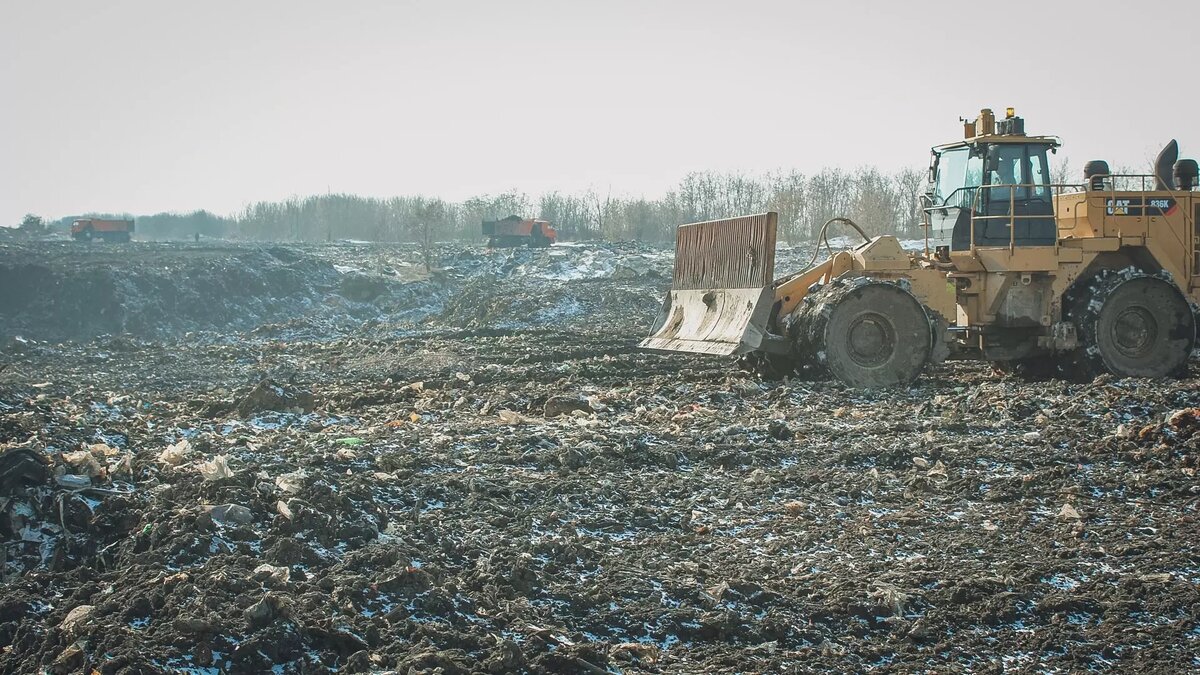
[[54, 474, 91, 489], [1058, 503, 1083, 521], [197, 455, 234, 481], [59, 605, 95, 638], [0, 240, 1197, 673], [275, 470, 306, 495], [253, 564, 291, 583], [157, 439, 192, 467], [544, 395, 594, 418], [0, 446, 48, 492], [497, 409, 529, 425], [204, 503, 253, 525], [236, 378, 315, 416]]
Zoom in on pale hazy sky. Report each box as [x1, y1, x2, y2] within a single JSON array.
[[2, 0, 1197, 224]]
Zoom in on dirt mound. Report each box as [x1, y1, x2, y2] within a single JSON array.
[[431, 243, 667, 334], [436, 274, 663, 334], [0, 241, 667, 343], [0, 244, 340, 341]]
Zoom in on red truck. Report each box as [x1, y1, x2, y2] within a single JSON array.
[[71, 218, 135, 242], [482, 216, 556, 248]]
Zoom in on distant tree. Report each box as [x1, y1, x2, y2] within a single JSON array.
[[409, 198, 446, 273], [18, 214, 47, 235], [891, 167, 926, 237], [538, 192, 592, 240], [766, 171, 806, 245], [847, 167, 901, 237], [804, 168, 854, 240], [71, 163, 1088, 246], [1051, 156, 1076, 194], [588, 189, 613, 239]]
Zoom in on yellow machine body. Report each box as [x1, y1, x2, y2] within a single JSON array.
[[642, 108, 1199, 385]]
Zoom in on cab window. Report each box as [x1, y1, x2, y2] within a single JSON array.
[[1027, 147, 1050, 198], [933, 147, 985, 208], [986, 144, 1053, 202], [934, 148, 967, 204]]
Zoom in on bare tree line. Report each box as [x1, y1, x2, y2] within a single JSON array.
[[52, 162, 1108, 245]]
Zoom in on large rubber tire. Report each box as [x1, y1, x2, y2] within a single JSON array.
[[793, 279, 932, 388], [1072, 270, 1195, 378]]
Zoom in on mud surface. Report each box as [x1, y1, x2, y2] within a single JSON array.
[[2, 241, 1199, 674]]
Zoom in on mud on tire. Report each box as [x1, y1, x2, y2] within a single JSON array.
[[1068, 268, 1196, 379], [790, 278, 933, 388]]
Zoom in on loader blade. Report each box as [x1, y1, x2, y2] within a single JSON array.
[[640, 213, 777, 356]]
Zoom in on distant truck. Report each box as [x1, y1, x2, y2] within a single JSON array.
[[72, 218, 134, 242], [482, 216, 556, 248]]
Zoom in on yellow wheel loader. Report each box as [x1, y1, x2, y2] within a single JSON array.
[[641, 108, 1199, 387]]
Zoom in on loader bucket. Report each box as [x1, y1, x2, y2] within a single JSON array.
[[640, 213, 777, 356]]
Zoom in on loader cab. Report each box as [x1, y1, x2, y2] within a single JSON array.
[[925, 109, 1059, 251]]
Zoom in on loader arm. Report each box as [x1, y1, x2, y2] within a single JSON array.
[[772, 252, 855, 319]]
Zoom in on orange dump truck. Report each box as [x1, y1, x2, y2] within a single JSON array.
[[482, 216, 556, 248], [72, 218, 135, 242]]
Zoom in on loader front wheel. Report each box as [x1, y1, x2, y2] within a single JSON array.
[[798, 281, 932, 388]]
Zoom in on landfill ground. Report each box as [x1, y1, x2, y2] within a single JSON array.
[[1, 240, 1198, 674]]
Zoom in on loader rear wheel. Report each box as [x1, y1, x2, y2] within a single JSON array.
[[796, 281, 932, 388], [1074, 272, 1194, 378]]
